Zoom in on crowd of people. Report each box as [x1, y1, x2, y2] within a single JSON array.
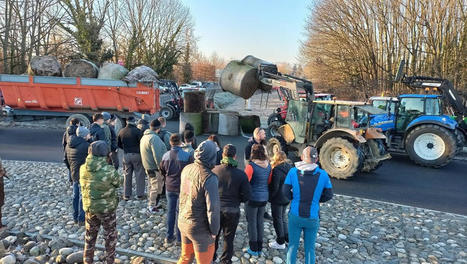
[[57, 115, 335, 264]]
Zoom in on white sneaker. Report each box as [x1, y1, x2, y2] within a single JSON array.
[[269, 241, 286, 250]]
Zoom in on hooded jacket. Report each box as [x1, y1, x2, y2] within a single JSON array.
[[245, 160, 272, 203], [269, 162, 293, 205], [62, 124, 78, 150], [283, 161, 333, 219], [66, 135, 90, 182], [80, 154, 121, 214], [90, 123, 106, 142], [140, 129, 167, 171], [178, 141, 220, 241], [160, 146, 194, 193]]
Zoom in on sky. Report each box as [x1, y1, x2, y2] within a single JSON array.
[[180, 0, 310, 64]]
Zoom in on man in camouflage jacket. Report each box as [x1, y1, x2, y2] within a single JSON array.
[[80, 141, 121, 264]]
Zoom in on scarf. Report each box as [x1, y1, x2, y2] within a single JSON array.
[[221, 157, 238, 167]]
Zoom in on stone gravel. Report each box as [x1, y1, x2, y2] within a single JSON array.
[[1, 160, 467, 264]]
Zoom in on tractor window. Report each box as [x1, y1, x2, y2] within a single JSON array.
[[399, 98, 424, 114], [372, 100, 387, 111], [425, 98, 441, 115], [336, 105, 351, 128]]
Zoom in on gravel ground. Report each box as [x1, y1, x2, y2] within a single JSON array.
[[1, 160, 467, 264]]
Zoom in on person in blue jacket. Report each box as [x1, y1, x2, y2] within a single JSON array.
[[283, 146, 333, 264]]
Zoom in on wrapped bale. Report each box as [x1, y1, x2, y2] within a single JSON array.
[[63, 59, 98, 78], [239, 115, 261, 134], [98, 63, 129, 80], [27, 56, 62, 76], [219, 60, 259, 99], [184, 91, 205, 113], [123, 65, 158, 83]]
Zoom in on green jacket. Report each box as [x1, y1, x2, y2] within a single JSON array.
[[140, 129, 167, 171], [80, 155, 121, 214]]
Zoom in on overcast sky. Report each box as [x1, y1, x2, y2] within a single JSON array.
[[180, 0, 310, 64]]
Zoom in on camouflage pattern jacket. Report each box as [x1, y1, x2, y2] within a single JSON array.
[[80, 155, 121, 214]]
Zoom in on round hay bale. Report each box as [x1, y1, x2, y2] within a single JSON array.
[[27, 56, 62, 76], [98, 63, 129, 80], [123, 65, 158, 83], [219, 60, 259, 99], [63, 59, 98, 78], [184, 91, 206, 113], [239, 115, 261, 134], [179, 112, 202, 136]]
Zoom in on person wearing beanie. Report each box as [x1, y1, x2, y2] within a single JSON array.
[[90, 113, 106, 143], [137, 114, 150, 132], [177, 140, 220, 264], [80, 141, 121, 264], [212, 144, 251, 264], [140, 119, 167, 213], [118, 116, 145, 201], [65, 126, 91, 225]]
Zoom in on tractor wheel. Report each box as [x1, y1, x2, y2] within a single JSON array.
[[405, 124, 457, 168], [454, 129, 466, 154], [66, 114, 90, 128], [159, 106, 174, 120], [319, 137, 361, 179], [362, 139, 387, 172]]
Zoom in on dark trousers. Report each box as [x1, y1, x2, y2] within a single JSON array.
[[84, 212, 117, 264], [166, 191, 181, 241], [245, 204, 265, 252], [123, 153, 145, 197], [271, 203, 289, 244], [214, 211, 240, 264], [72, 182, 85, 222], [109, 151, 119, 170]]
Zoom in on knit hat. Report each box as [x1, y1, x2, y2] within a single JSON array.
[[150, 119, 161, 130], [90, 140, 109, 157], [127, 116, 136, 125], [76, 126, 90, 138], [102, 112, 111, 121]]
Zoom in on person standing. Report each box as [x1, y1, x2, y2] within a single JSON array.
[[100, 112, 113, 153], [140, 119, 167, 213], [207, 134, 222, 165], [66, 126, 91, 225], [158, 116, 172, 150], [90, 113, 106, 142], [160, 134, 193, 244], [268, 151, 292, 250], [80, 141, 121, 264], [63, 118, 80, 183], [106, 114, 119, 170], [0, 158, 6, 229], [118, 116, 144, 201], [283, 146, 333, 264], [244, 144, 272, 256], [244, 128, 266, 161], [212, 144, 251, 264], [137, 114, 150, 132], [182, 130, 195, 157], [177, 140, 220, 264]]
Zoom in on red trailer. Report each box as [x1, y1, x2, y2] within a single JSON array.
[[0, 74, 160, 130]]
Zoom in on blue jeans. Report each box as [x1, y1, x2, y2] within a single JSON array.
[[73, 182, 85, 222], [287, 213, 319, 264], [166, 191, 181, 241]]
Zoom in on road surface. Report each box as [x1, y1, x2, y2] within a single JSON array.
[[1, 124, 466, 215]]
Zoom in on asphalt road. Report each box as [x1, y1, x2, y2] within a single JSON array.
[[1, 123, 466, 215]]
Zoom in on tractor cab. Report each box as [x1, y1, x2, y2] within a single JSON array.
[[395, 94, 449, 131]]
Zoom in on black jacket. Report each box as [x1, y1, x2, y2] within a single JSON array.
[[62, 125, 78, 150], [66, 135, 90, 182], [244, 137, 265, 160], [109, 125, 118, 152], [269, 162, 292, 205], [118, 124, 142, 153], [212, 163, 251, 210], [90, 123, 106, 142]]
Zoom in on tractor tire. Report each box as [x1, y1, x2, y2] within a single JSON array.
[[66, 114, 90, 128], [405, 124, 457, 168], [268, 120, 284, 137], [319, 137, 361, 179], [454, 129, 466, 154], [159, 106, 174, 120], [361, 139, 386, 172]]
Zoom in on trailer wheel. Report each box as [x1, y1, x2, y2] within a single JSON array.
[[160, 106, 174, 120], [66, 114, 90, 128], [320, 137, 361, 179], [405, 124, 456, 168]]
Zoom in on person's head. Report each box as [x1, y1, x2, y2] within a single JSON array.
[[222, 144, 236, 160], [158, 116, 166, 128], [301, 146, 319, 164], [150, 119, 161, 131], [93, 113, 104, 125], [185, 123, 194, 132], [250, 144, 268, 161], [70, 118, 80, 126], [102, 112, 111, 123], [194, 140, 217, 168], [108, 114, 117, 126], [207, 134, 220, 147], [183, 130, 194, 143], [76, 126, 91, 140], [271, 151, 287, 168], [169, 133, 182, 147], [127, 116, 136, 125], [253, 127, 266, 142], [89, 140, 109, 157]]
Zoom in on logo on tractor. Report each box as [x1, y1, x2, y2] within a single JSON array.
[[74, 97, 83, 106]]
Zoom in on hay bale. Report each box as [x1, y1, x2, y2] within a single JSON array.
[[214, 92, 239, 109], [123, 65, 158, 83], [27, 56, 62, 76], [98, 63, 129, 80], [184, 91, 206, 113], [239, 115, 261, 134], [63, 59, 98, 78]]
